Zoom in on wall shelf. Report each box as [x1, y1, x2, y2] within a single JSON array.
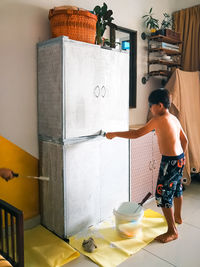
[[148, 35, 182, 44], [141, 33, 182, 85], [149, 48, 181, 55], [149, 59, 181, 66]]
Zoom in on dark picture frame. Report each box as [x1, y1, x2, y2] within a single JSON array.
[[109, 24, 137, 108]]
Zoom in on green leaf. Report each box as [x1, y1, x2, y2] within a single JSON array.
[[103, 2, 108, 9], [104, 9, 113, 20], [102, 3, 107, 14], [94, 6, 101, 14]]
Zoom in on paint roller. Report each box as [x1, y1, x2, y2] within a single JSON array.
[[12, 172, 49, 181]]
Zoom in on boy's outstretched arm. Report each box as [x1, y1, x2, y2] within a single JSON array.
[[180, 127, 188, 153], [106, 118, 156, 139]]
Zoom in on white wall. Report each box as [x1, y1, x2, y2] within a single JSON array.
[[0, 0, 199, 157]]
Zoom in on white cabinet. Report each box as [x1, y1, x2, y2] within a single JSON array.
[[65, 141, 101, 234], [130, 131, 161, 203], [64, 41, 102, 137], [38, 36, 129, 237], [38, 37, 129, 141], [64, 42, 129, 137], [99, 138, 129, 219]]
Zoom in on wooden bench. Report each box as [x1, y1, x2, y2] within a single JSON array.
[[0, 200, 24, 267]]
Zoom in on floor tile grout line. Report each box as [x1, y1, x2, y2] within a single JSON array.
[[142, 247, 176, 266], [182, 221, 200, 230]]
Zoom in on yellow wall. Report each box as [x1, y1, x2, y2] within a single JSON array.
[[0, 136, 39, 220]]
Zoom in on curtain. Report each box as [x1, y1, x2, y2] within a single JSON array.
[[173, 5, 200, 71]]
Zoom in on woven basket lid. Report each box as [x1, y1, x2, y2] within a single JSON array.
[[49, 6, 97, 20]]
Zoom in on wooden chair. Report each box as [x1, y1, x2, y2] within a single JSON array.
[[0, 199, 24, 267]]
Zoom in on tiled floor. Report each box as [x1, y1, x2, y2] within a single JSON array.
[[65, 177, 200, 267]]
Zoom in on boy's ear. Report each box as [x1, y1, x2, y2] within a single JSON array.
[[159, 102, 164, 108]]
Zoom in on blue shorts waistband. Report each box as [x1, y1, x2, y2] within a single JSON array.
[[162, 153, 185, 161]]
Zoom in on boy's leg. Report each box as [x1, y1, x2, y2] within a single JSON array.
[[174, 195, 183, 224], [155, 207, 178, 243]]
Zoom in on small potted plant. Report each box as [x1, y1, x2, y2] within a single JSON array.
[[93, 2, 114, 45], [142, 8, 159, 35], [156, 13, 173, 35]]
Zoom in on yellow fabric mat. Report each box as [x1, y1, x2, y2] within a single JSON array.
[[69, 209, 167, 267], [24, 225, 80, 267]]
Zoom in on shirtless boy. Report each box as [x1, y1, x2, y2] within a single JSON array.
[[106, 88, 188, 243]]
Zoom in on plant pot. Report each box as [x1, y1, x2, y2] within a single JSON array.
[[150, 28, 157, 36], [156, 29, 165, 36]]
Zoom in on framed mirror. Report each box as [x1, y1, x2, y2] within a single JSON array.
[[109, 24, 137, 108]]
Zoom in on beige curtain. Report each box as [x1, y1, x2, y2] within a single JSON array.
[[173, 5, 200, 71], [166, 69, 200, 185]]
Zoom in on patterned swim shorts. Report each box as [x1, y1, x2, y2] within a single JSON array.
[[155, 153, 185, 208]]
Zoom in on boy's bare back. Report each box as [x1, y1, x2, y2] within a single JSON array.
[[152, 113, 184, 156]]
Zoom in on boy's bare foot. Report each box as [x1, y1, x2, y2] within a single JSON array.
[[174, 215, 182, 224], [155, 231, 178, 243]]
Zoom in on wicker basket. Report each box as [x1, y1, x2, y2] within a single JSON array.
[[49, 6, 97, 44]]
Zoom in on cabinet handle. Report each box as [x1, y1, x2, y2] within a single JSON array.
[[149, 161, 153, 171], [94, 85, 100, 98], [101, 85, 106, 98], [153, 160, 157, 169]]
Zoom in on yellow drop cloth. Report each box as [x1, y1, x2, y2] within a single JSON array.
[[24, 225, 80, 267], [69, 209, 167, 267]]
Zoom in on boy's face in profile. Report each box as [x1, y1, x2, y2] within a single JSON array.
[[149, 102, 165, 116]]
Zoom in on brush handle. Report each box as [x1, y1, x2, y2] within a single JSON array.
[[139, 192, 152, 206], [12, 172, 19, 177], [27, 176, 49, 181]]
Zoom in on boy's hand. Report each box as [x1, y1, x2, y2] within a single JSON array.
[[0, 168, 14, 182], [106, 132, 116, 139]]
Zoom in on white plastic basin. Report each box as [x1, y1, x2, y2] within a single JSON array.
[[113, 202, 144, 238]]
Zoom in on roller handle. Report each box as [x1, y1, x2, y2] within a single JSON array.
[[12, 172, 19, 177], [139, 192, 152, 206]]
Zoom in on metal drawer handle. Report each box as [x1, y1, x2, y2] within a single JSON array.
[[94, 85, 100, 98], [149, 161, 153, 171], [101, 85, 106, 97], [153, 160, 157, 169]]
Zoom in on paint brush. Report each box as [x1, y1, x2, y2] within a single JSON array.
[[134, 192, 152, 213], [12, 172, 49, 181], [65, 130, 106, 145]]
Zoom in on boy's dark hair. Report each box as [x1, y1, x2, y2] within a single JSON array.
[[148, 88, 170, 109]]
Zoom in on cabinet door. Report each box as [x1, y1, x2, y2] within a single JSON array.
[[64, 41, 103, 138], [99, 138, 129, 220], [39, 141, 65, 237], [152, 132, 162, 195], [100, 49, 129, 132], [65, 141, 101, 236], [130, 133, 153, 203]]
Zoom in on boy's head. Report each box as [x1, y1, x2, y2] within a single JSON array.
[[148, 88, 171, 109]]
